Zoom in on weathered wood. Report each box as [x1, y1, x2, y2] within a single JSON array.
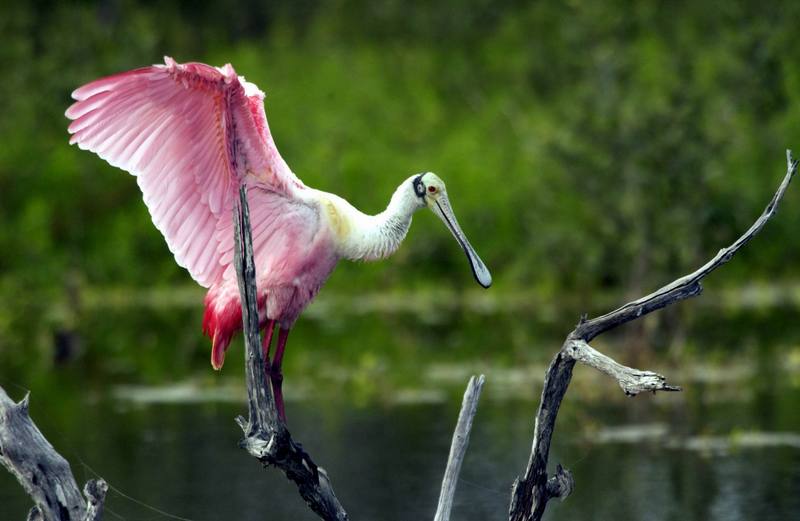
[[509, 353, 576, 521], [0, 386, 107, 521], [82, 479, 108, 521], [434, 374, 485, 521], [509, 150, 798, 521], [232, 184, 277, 433], [232, 184, 348, 521], [566, 339, 680, 395]]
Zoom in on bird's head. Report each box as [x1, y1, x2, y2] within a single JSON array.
[[411, 172, 492, 288]]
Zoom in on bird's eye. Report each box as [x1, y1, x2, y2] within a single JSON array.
[[428, 186, 437, 193]]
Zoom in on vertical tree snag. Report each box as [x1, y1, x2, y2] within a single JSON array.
[[232, 184, 349, 521], [509, 150, 798, 521], [435, 375, 486, 521]]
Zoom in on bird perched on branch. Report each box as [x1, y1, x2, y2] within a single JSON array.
[[66, 56, 491, 419]]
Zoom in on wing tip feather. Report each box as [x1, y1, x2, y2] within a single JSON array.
[[70, 64, 162, 101]]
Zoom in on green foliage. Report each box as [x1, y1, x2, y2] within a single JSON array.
[[2, 0, 800, 380]]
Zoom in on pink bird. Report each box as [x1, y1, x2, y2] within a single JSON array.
[[66, 57, 491, 419]]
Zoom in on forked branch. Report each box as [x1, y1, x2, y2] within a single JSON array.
[[509, 150, 798, 521]]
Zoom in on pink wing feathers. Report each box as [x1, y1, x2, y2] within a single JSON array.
[[66, 56, 308, 288]]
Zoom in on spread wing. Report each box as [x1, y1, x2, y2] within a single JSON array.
[[66, 57, 310, 287]]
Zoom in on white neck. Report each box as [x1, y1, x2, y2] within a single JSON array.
[[335, 178, 424, 261]]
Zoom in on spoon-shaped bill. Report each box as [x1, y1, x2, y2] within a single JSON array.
[[430, 195, 492, 288]]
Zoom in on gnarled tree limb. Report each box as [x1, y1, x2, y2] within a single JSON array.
[[509, 150, 798, 521], [0, 386, 107, 521]]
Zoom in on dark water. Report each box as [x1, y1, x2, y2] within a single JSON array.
[[1, 381, 799, 521]]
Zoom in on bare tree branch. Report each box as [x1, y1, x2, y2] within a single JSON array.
[[575, 150, 798, 343], [509, 353, 576, 521], [566, 339, 680, 395], [0, 386, 107, 521], [434, 374, 485, 521], [509, 150, 798, 521], [232, 184, 349, 521]]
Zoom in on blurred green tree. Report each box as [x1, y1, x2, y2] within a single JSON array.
[[2, 0, 800, 380]]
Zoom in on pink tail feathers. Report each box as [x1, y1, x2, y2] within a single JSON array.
[[202, 290, 242, 370]]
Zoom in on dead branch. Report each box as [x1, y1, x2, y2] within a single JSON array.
[[566, 339, 680, 395], [232, 184, 348, 521], [508, 150, 798, 521], [0, 386, 107, 521], [434, 374, 485, 521]]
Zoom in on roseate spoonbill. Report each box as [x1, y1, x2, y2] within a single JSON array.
[[66, 57, 491, 418]]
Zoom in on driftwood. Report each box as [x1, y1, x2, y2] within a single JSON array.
[[508, 150, 798, 521], [0, 387, 107, 521]]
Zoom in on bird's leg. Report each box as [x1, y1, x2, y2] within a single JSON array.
[[271, 327, 290, 423], [262, 319, 276, 359], [261, 319, 276, 384]]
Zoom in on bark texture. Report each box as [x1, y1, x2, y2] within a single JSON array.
[[434, 374, 485, 521], [0, 387, 107, 521], [232, 184, 349, 521]]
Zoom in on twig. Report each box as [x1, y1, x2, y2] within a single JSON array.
[[434, 375, 486, 521], [509, 150, 798, 521], [231, 184, 348, 521], [0, 386, 107, 521]]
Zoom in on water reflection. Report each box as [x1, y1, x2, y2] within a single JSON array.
[[0, 384, 798, 521]]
